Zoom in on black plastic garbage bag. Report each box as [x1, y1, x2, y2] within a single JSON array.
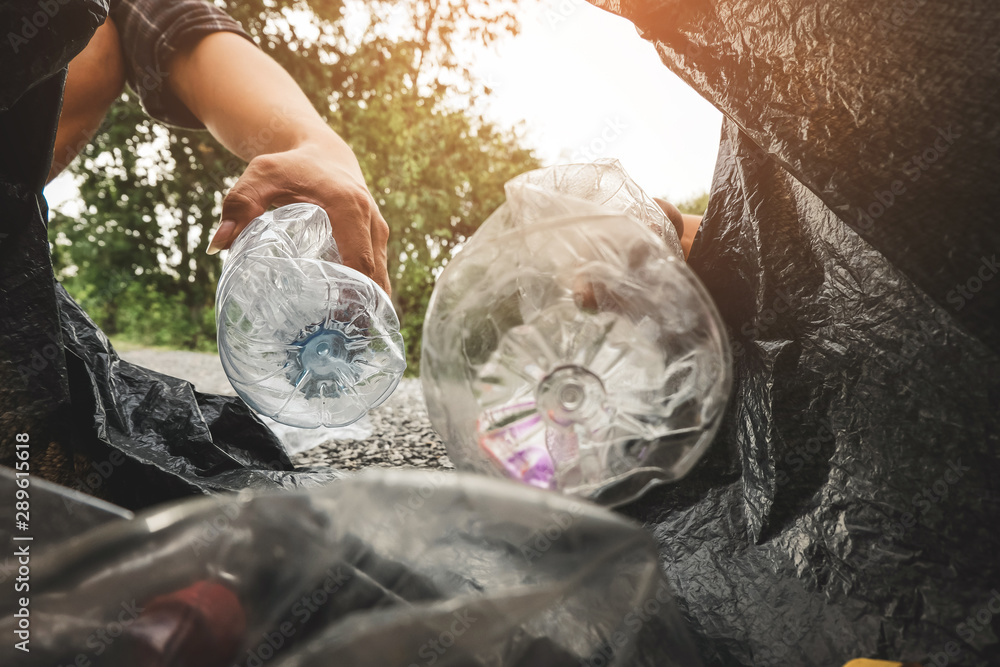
[[586, 0, 1000, 665], [0, 469, 703, 667], [0, 5, 91, 502], [57, 284, 344, 507]]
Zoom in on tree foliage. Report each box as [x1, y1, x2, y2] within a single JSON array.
[[50, 0, 539, 367], [675, 190, 710, 216]]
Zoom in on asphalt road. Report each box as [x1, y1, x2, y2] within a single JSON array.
[[117, 347, 453, 472]]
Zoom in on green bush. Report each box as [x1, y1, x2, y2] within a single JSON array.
[[63, 278, 218, 353]]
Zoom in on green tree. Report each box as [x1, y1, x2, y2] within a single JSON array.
[[50, 0, 538, 368], [675, 190, 710, 216]]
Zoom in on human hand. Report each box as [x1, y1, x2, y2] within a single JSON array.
[[206, 135, 391, 296], [653, 197, 701, 258]]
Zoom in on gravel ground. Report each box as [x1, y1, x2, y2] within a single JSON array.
[[116, 346, 453, 472], [293, 378, 453, 472]]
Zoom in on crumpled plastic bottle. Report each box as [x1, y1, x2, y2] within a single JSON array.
[[216, 203, 405, 428], [421, 160, 732, 505]]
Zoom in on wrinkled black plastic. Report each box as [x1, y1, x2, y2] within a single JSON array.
[[0, 469, 703, 667], [590, 1, 1000, 665], [1, 9, 93, 508], [56, 285, 346, 508]]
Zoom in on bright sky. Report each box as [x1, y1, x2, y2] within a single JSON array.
[[45, 0, 722, 210], [472, 0, 722, 202]]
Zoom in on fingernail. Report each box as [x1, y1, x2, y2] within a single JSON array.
[[207, 220, 236, 255]]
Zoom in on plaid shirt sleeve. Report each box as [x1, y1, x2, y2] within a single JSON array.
[[109, 0, 256, 128]]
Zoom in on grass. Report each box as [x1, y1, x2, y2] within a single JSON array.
[[108, 335, 218, 355]]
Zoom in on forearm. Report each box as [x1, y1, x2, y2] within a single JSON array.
[[653, 197, 702, 258], [167, 32, 360, 175], [680, 214, 702, 257], [169, 31, 388, 290], [48, 19, 126, 183]]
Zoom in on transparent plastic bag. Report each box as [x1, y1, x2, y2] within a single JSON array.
[[421, 161, 732, 506], [216, 203, 406, 428], [0, 469, 702, 667]]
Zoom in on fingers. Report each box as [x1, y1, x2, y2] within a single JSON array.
[[369, 210, 391, 297], [652, 197, 686, 240], [207, 152, 392, 296], [208, 156, 276, 254], [321, 187, 389, 295], [653, 197, 701, 258]]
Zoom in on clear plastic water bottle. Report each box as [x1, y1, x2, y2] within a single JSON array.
[[421, 160, 731, 506], [216, 203, 405, 428]]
